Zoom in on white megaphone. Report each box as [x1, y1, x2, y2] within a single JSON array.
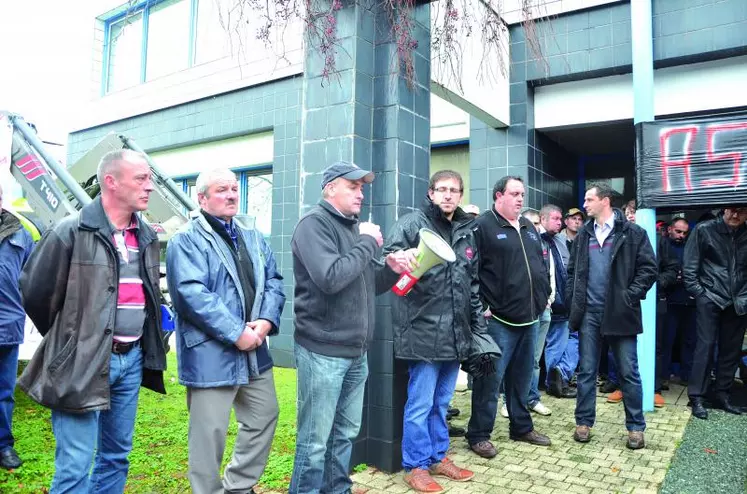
[[392, 228, 456, 296]]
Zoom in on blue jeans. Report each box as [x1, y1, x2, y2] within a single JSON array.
[[402, 360, 460, 470], [544, 320, 577, 385], [290, 343, 368, 494], [607, 349, 618, 385], [467, 318, 537, 444], [50, 344, 143, 494], [575, 311, 645, 432], [0, 344, 19, 452], [528, 309, 551, 407]]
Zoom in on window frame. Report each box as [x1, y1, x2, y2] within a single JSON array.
[[175, 164, 273, 234], [101, 0, 198, 96]]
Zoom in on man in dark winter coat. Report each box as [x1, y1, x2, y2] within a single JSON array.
[[683, 206, 747, 419], [467, 176, 552, 460], [384, 170, 486, 492], [567, 182, 657, 450], [20, 150, 168, 492], [289, 162, 412, 494]]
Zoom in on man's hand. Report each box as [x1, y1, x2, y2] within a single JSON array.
[[247, 319, 273, 342], [359, 222, 383, 247], [385, 248, 419, 274], [483, 308, 492, 318], [235, 326, 262, 351]]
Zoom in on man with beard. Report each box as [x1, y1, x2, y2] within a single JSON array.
[[683, 207, 747, 419], [384, 170, 486, 492], [662, 219, 696, 384]]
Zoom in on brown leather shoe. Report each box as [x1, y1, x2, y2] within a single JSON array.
[[429, 457, 474, 482], [627, 431, 645, 450], [404, 468, 443, 492], [573, 425, 591, 443], [607, 390, 624, 403], [510, 430, 551, 446], [654, 393, 665, 408], [469, 440, 497, 458]]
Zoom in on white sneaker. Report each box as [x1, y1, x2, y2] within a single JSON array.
[[531, 401, 552, 416], [500, 404, 509, 418]]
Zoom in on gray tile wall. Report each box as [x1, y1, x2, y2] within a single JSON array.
[[654, 0, 747, 63], [68, 76, 303, 367], [516, 2, 632, 84]]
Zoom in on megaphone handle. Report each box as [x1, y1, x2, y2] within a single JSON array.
[[392, 271, 419, 296]]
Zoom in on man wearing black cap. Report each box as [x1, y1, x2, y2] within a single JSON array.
[[558, 208, 584, 250], [289, 162, 415, 494]]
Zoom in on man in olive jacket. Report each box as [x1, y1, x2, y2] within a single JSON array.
[[567, 182, 656, 450], [384, 170, 486, 492], [19, 150, 166, 493]]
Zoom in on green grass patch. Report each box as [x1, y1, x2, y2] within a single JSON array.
[[0, 353, 297, 493]]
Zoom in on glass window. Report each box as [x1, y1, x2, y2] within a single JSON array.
[[185, 179, 198, 206], [194, 0, 233, 64], [107, 12, 144, 93], [244, 172, 273, 235], [146, 0, 191, 81]]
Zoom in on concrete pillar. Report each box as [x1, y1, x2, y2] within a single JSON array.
[[299, 0, 432, 472]]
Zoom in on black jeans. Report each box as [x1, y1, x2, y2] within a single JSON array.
[[688, 295, 747, 400]]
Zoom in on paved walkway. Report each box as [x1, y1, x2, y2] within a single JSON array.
[[352, 383, 692, 494]]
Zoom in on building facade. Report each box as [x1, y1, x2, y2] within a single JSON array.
[[66, 0, 747, 470]]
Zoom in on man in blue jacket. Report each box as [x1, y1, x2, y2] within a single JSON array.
[[0, 184, 33, 470], [167, 168, 285, 494]]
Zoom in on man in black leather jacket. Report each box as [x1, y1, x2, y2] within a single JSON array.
[[383, 170, 486, 492], [683, 207, 747, 419]]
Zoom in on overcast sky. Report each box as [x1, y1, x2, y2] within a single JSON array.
[[0, 1, 101, 145]]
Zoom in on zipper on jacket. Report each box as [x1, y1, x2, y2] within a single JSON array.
[[516, 226, 536, 318]]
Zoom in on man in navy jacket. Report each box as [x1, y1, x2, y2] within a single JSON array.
[[0, 184, 33, 470]]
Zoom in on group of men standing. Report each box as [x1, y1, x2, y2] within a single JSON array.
[[0, 149, 745, 494]]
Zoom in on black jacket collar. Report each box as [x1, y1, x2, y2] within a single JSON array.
[[583, 208, 627, 236], [79, 196, 155, 244], [420, 197, 473, 229], [489, 206, 532, 231], [319, 199, 358, 226]]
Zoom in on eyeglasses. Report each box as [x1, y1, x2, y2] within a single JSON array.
[[433, 187, 462, 195], [725, 208, 747, 216]]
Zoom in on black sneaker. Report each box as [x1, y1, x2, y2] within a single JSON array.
[[599, 381, 618, 394], [448, 424, 466, 437]]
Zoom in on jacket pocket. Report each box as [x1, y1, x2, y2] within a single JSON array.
[[48, 335, 76, 374], [183, 328, 212, 348]]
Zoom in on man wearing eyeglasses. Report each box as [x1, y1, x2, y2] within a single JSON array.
[[683, 206, 747, 419], [383, 170, 486, 492]]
